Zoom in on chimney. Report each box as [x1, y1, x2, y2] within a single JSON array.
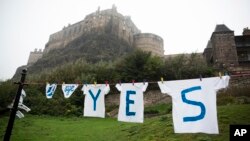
[[243, 27, 250, 35]]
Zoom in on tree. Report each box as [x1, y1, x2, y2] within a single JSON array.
[[115, 50, 164, 82]]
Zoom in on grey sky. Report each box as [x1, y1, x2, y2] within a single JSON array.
[[0, 0, 249, 80]]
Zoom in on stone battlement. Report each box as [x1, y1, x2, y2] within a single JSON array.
[[27, 48, 43, 66]]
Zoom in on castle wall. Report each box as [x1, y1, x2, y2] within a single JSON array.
[[133, 33, 164, 57], [203, 40, 212, 64], [27, 49, 43, 66], [211, 32, 239, 68], [28, 6, 165, 66], [44, 7, 141, 54]]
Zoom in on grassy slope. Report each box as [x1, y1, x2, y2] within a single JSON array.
[[1, 104, 250, 141]]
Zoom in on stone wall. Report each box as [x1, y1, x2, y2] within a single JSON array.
[[27, 49, 43, 66], [229, 75, 250, 87], [211, 32, 239, 68], [105, 89, 171, 107], [133, 33, 164, 57], [44, 6, 141, 54]]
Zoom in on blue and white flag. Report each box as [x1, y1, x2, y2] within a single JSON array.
[[45, 83, 57, 99], [62, 84, 79, 98]]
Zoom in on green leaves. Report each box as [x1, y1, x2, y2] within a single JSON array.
[[115, 50, 164, 82], [164, 53, 214, 80]]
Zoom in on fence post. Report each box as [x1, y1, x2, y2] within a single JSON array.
[[4, 69, 27, 141]]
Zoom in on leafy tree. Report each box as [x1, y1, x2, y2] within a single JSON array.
[[115, 50, 164, 82], [164, 53, 214, 80]]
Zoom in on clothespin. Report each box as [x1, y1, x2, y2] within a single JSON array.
[[143, 79, 146, 85], [84, 82, 88, 86], [119, 80, 121, 86], [225, 71, 228, 76], [132, 80, 135, 85], [62, 82, 65, 85], [94, 81, 97, 86], [161, 77, 164, 84], [199, 74, 202, 81], [76, 80, 80, 85], [219, 72, 222, 79], [46, 82, 49, 85], [105, 81, 108, 86]]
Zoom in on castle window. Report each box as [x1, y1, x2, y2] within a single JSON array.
[[79, 26, 81, 32], [73, 27, 76, 34]]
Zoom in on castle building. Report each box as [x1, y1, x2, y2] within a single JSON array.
[[27, 5, 164, 65], [27, 48, 43, 66], [44, 5, 141, 53], [203, 24, 250, 69]]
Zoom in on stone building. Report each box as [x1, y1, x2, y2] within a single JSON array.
[[203, 24, 250, 69], [134, 33, 164, 57], [38, 5, 164, 56], [27, 48, 43, 66], [27, 5, 164, 65]]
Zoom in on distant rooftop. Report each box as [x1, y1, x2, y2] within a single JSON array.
[[214, 24, 232, 32]]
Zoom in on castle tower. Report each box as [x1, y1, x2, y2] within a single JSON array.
[[243, 27, 250, 35], [210, 24, 239, 68], [27, 48, 43, 66], [203, 40, 213, 64], [133, 33, 164, 57]]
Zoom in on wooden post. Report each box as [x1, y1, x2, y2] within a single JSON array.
[[4, 69, 27, 141]]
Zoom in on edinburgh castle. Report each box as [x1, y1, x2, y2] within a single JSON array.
[[27, 5, 250, 71], [27, 5, 164, 66]]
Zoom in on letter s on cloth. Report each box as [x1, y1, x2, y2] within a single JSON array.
[[181, 86, 206, 122]]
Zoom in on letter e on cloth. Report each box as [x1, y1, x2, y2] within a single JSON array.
[[116, 82, 148, 123]]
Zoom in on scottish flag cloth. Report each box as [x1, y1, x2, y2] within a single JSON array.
[[45, 83, 57, 99], [62, 84, 78, 98]]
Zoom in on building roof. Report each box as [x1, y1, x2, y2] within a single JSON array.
[[235, 35, 250, 48], [214, 24, 233, 32]]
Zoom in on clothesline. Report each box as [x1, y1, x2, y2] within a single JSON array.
[[24, 75, 230, 134], [18, 74, 225, 86], [21, 80, 160, 86]]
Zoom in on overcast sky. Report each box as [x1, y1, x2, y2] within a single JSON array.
[[0, 0, 249, 80]]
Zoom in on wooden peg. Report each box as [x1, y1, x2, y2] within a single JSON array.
[[219, 72, 222, 79], [132, 80, 135, 85]]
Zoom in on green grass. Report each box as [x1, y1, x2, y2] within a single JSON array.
[[1, 104, 250, 141]]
